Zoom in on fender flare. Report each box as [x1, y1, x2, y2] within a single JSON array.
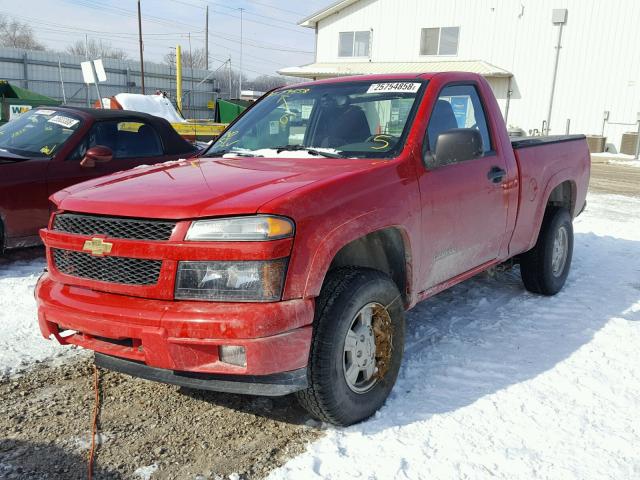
[[527, 168, 577, 251], [302, 210, 414, 299]]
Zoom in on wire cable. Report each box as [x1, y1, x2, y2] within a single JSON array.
[[88, 363, 100, 480]]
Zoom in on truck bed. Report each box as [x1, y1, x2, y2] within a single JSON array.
[[511, 134, 586, 149], [508, 134, 590, 256]]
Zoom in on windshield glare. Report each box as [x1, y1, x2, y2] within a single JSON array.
[[0, 109, 82, 157], [207, 81, 425, 159]]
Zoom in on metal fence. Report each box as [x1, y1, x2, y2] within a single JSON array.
[[0, 47, 220, 119]]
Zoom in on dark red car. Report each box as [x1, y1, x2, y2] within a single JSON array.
[[0, 107, 197, 251]]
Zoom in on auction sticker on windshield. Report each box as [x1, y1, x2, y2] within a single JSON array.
[[47, 115, 79, 128], [366, 83, 421, 94]]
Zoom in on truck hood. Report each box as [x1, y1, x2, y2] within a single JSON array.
[[54, 156, 378, 219]]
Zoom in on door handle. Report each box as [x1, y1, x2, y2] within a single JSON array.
[[487, 166, 506, 184]]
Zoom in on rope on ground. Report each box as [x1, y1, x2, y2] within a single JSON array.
[[88, 363, 100, 480]]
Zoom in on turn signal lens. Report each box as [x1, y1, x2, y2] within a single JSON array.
[[185, 216, 294, 242]]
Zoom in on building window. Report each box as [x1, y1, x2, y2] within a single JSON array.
[[339, 30, 370, 57], [420, 27, 459, 55]]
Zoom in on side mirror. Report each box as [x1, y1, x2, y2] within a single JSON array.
[[430, 129, 484, 167], [80, 145, 113, 168]]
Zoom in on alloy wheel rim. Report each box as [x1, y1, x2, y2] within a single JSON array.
[[342, 302, 393, 394], [551, 225, 569, 277]]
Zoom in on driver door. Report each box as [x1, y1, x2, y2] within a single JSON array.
[[418, 84, 511, 290]]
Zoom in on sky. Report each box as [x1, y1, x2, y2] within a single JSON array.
[[0, 0, 330, 78]]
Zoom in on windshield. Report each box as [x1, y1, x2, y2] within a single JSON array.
[[0, 109, 82, 157], [205, 80, 426, 159]]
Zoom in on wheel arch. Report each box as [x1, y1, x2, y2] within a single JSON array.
[[546, 180, 577, 216], [303, 224, 413, 307], [523, 176, 577, 255]]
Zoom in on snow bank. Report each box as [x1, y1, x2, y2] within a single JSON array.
[[591, 152, 640, 168], [270, 193, 640, 480], [0, 253, 82, 377]]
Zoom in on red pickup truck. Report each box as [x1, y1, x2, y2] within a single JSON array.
[[36, 72, 589, 426]]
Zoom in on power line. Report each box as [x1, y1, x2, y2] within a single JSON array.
[[1, 6, 312, 77], [62, 0, 203, 31], [244, 0, 307, 16], [6, 7, 314, 54], [0, 11, 314, 55], [168, 0, 307, 29], [208, 53, 284, 79]]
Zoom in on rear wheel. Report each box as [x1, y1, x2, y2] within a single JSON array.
[[520, 207, 573, 295], [296, 268, 405, 426]]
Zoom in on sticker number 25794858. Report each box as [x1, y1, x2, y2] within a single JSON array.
[[366, 82, 421, 94]]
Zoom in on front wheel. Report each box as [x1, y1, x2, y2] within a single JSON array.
[[296, 268, 405, 426], [520, 207, 574, 295]]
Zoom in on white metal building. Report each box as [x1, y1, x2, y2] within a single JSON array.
[[279, 0, 640, 150]]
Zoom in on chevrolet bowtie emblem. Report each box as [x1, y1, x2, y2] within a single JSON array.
[[82, 238, 113, 256]]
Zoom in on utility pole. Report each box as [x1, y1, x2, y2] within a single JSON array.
[[205, 5, 209, 70], [239, 7, 243, 97], [545, 9, 568, 135], [58, 59, 67, 104], [84, 34, 89, 106], [137, 0, 145, 94], [176, 45, 182, 113], [228, 57, 232, 99]]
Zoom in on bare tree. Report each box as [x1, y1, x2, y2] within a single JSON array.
[[0, 15, 46, 50], [66, 39, 128, 60], [164, 48, 208, 70], [245, 75, 297, 92]]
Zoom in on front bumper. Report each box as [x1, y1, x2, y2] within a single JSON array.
[[36, 273, 314, 381], [96, 353, 307, 396]]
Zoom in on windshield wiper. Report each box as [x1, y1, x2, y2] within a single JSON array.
[[275, 145, 344, 159], [0, 148, 29, 161], [206, 148, 262, 158]]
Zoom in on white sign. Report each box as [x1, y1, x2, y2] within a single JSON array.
[[93, 59, 107, 82], [9, 104, 32, 120], [81, 61, 95, 84], [366, 82, 422, 94]]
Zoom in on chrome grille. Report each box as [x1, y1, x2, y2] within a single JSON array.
[[53, 213, 176, 241], [52, 249, 162, 285]]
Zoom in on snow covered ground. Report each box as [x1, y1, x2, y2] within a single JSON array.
[[1, 194, 639, 479], [592, 152, 640, 168], [0, 250, 81, 378], [270, 193, 640, 480]]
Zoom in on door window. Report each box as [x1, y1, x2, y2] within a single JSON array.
[[69, 120, 164, 160], [426, 84, 492, 159]]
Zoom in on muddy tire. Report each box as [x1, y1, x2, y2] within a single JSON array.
[[520, 207, 573, 295], [296, 268, 405, 426]]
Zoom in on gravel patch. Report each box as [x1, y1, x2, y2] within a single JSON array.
[[0, 356, 323, 479]]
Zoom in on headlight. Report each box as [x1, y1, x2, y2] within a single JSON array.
[[185, 215, 294, 241], [175, 259, 288, 302]]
